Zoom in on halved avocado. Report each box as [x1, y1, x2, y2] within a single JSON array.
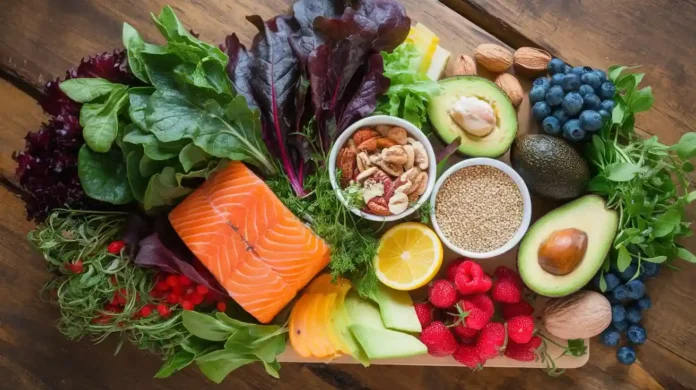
[[518, 195, 619, 297], [427, 76, 518, 157]]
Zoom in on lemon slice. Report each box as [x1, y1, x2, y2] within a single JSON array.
[[374, 222, 443, 290]]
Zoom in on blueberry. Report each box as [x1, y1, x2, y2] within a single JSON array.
[[579, 110, 603, 132], [626, 279, 646, 300], [626, 305, 642, 324], [626, 325, 647, 345], [600, 328, 621, 347], [578, 84, 595, 97], [642, 262, 660, 277], [561, 73, 582, 91], [617, 346, 637, 365], [533, 77, 551, 89], [599, 109, 611, 122], [545, 85, 565, 106], [562, 92, 584, 116], [583, 94, 602, 111], [562, 119, 585, 142], [541, 116, 562, 135], [607, 294, 621, 305], [570, 66, 586, 76], [529, 86, 549, 104], [614, 319, 629, 332], [605, 273, 620, 292], [618, 263, 639, 281], [548, 58, 566, 75], [613, 284, 629, 301], [600, 81, 617, 99], [594, 69, 608, 83], [550, 73, 565, 87], [637, 296, 652, 310], [612, 304, 627, 323], [552, 109, 570, 125], [532, 101, 552, 122], [600, 99, 615, 112], [581, 72, 602, 89], [564, 64, 572, 74]]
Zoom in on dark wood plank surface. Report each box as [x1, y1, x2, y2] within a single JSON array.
[[0, 0, 695, 388]]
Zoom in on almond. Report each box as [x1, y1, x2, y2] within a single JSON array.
[[445, 54, 477, 77], [495, 73, 524, 108], [474, 44, 513, 73], [514, 47, 552, 76]]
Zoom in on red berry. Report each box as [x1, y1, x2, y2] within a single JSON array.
[[454, 260, 485, 296], [451, 299, 490, 331], [181, 300, 194, 310], [109, 275, 118, 285], [179, 275, 192, 286], [139, 305, 153, 317], [191, 293, 205, 305], [491, 278, 522, 303], [116, 288, 128, 305], [453, 344, 483, 369], [65, 259, 84, 274], [196, 285, 209, 295], [172, 284, 185, 296], [419, 321, 459, 357], [494, 266, 524, 289], [506, 315, 535, 344], [502, 301, 534, 320], [468, 293, 494, 319], [167, 293, 179, 304], [107, 240, 125, 255], [149, 290, 165, 299], [445, 258, 466, 283], [216, 301, 227, 312], [166, 275, 179, 287], [478, 274, 492, 293], [204, 293, 216, 305], [414, 302, 435, 328], [452, 324, 479, 343], [504, 336, 542, 362], [428, 280, 458, 308], [155, 280, 170, 292], [157, 304, 170, 317], [476, 322, 506, 360]]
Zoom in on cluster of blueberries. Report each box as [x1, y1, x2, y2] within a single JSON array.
[[530, 58, 616, 142], [594, 261, 659, 365]]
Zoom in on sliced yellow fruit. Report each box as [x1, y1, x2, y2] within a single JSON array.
[[289, 294, 313, 358], [305, 273, 349, 294], [304, 293, 331, 358], [405, 24, 439, 74], [374, 222, 443, 290]]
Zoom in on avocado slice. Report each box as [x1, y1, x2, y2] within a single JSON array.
[[344, 291, 427, 360], [518, 195, 619, 297], [367, 282, 422, 333], [428, 76, 518, 157], [511, 134, 590, 200]]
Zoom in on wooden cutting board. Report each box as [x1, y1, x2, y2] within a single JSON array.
[[277, 38, 591, 369]]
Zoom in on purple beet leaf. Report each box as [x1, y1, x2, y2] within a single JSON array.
[[336, 53, 390, 132]]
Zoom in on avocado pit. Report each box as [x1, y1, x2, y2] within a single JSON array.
[[538, 228, 588, 275], [449, 96, 496, 137]]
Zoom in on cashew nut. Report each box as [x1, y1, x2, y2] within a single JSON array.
[[388, 192, 409, 215], [363, 182, 384, 204], [356, 167, 378, 184]]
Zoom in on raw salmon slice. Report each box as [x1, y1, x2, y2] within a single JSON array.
[[169, 161, 330, 323]]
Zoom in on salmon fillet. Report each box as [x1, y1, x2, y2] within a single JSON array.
[[169, 162, 330, 323]]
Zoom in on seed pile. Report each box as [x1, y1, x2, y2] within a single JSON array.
[[435, 165, 523, 252]]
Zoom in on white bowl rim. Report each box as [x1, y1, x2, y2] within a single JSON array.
[[328, 115, 437, 222], [430, 158, 532, 259]]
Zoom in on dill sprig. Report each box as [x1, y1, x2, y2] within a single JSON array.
[[29, 209, 188, 356]]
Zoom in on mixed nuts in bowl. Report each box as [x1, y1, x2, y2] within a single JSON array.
[[328, 115, 436, 221]]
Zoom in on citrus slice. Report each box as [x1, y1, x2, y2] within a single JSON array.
[[374, 222, 443, 290]]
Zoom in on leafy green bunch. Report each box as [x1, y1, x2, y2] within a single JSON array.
[[585, 66, 696, 282], [29, 209, 188, 355], [60, 7, 276, 211]]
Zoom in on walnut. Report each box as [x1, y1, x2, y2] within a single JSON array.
[[356, 166, 379, 184], [375, 159, 404, 177], [362, 182, 384, 204], [376, 125, 391, 137], [337, 147, 357, 187], [403, 144, 415, 170], [381, 145, 408, 166], [367, 197, 390, 216], [352, 128, 379, 145], [408, 139, 429, 170], [388, 192, 409, 215], [356, 152, 371, 172], [387, 127, 408, 145]]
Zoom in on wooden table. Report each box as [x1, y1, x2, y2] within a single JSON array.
[[0, 0, 694, 388]]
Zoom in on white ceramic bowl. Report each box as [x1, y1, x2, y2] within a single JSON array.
[[328, 115, 437, 222], [430, 158, 532, 259]]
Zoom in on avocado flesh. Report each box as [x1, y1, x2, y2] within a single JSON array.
[[518, 195, 618, 297], [511, 134, 590, 200], [344, 291, 427, 360], [367, 282, 422, 333], [427, 76, 518, 157]]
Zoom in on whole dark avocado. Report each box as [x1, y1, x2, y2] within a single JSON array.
[[510, 134, 589, 200]]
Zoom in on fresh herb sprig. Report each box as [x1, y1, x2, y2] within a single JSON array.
[[585, 66, 696, 283]]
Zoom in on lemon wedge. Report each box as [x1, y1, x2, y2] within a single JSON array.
[[374, 222, 443, 290]]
